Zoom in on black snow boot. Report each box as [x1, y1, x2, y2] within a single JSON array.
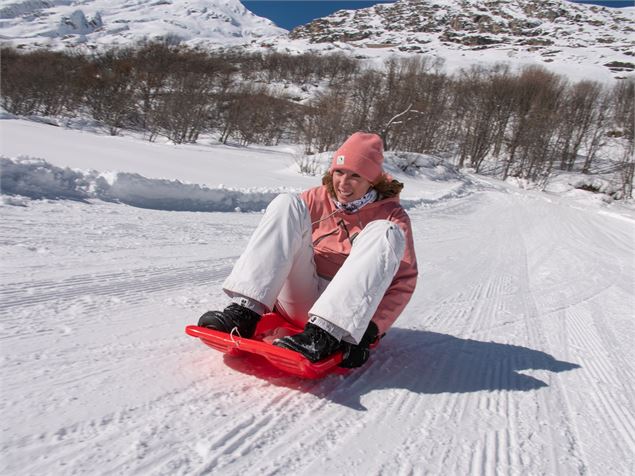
[[273, 323, 341, 362], [197, 303, 261, 338]]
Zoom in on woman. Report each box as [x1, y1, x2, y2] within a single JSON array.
[[198, 132, 418, 368]]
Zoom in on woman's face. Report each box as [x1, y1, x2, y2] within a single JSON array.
[[332, 169, 373, 203]]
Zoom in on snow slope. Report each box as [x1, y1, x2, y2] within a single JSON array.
[[1, 118, 634, 475], [273, 0, 635, 83], [2, 0, 633, 84], [0, 0, 286, 50]]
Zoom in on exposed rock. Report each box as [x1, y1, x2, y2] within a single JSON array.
[[289, 0, 634, 56], [604, 61, 635, 71]]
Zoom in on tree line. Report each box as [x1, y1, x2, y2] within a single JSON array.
[[1, 43, 633, 197]]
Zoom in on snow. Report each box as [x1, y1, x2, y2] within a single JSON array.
[[0, 0, 286, 50], [1, 117, 634, 475], [272, 0, 635, 84], [2, 0, 634, 84], [0, 118, 471, 209]]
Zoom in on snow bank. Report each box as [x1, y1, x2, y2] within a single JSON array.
[[509, 173, 627, 202], [1, 153, 475, 212], [101, 172, 277, 212], [297, 150, 465, 183], [1, 156, 92, 201], [386, 151, 463, 182], [0, 157, 279, 212]]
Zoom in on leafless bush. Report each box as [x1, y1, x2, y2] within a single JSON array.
[[294, 153, 323, 176], [3, 44, 633, 196], [1, 48, 87, 116], [300, 86, 351, 154], [453, 66, 516, 172], [218, 84, 299, 146], [613, 80, 634, 198], [130, 43, 182, 139], [83, 48, 138, 135], [556, 80, 607, 173]]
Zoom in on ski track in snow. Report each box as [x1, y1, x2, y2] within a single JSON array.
[[2, 185, 634, 475]]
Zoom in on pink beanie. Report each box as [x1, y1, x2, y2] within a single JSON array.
[[329, 132, 384, 184]]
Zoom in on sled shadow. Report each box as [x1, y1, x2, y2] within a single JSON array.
[[223, 328, 580, 411]]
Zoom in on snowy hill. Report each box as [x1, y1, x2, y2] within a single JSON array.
[[272, 0, 635, 82], [1, 117, 634, 474], [0, 0, 286, 50], [2, 0, 634, 83]]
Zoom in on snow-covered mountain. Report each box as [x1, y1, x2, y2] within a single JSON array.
[[0, 0, 286, 50], [1, 0, 634, 82], [273, 0, 635, 82], [289, 0, 633, 50]]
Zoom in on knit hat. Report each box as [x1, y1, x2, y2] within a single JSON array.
[[329, 132, 384, 184]]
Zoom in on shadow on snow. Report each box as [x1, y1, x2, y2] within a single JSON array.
[[223, 328, 580, 411]]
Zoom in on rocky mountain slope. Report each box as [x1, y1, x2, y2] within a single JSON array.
[[1, 0, 633, 82], [290, 0, 632, 49], [274, 0, 635, 82]]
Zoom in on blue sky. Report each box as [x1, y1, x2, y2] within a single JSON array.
[[240, 1, 634, 31]]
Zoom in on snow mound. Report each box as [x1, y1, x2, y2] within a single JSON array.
[[1, 156, 91, 201], [282, 149, 475, 209], [294, 150, 464, 182], [1, 154, 475, 212], [542, 173, 625, 201], [386, 151, 463, 182], [55, 10, 103, 37], [0, 157, 279, 212]]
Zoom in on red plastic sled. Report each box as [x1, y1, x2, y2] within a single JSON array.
[[185, 312, 345, 379]]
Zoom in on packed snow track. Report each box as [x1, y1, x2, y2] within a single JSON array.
[[2, 184, 633, 475]]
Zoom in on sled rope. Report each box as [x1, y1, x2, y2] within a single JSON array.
[[229, 327, 242, 347]]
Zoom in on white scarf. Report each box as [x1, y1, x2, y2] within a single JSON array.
[[334, 189, 378, 213]]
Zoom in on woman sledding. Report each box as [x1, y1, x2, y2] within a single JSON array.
[[198, 132, 418, 368]]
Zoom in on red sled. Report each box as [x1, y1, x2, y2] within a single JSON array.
[[186, 312, 346, 379]]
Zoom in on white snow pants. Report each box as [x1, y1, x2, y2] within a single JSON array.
[[222, 194, 405, 344]]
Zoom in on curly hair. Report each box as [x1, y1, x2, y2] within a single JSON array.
[[322, 172, 404, 199]]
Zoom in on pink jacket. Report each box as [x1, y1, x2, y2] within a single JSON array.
[[300, 185, 418, 335]]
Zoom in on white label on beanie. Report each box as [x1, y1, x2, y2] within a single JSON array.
[[336, 155, 345, 165]]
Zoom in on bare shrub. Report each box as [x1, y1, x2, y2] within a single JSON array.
[[83, 48, 137, 135], [613, 80, 635, 198], [1, 48, 88, 116], [294, 154, 323, 176]]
